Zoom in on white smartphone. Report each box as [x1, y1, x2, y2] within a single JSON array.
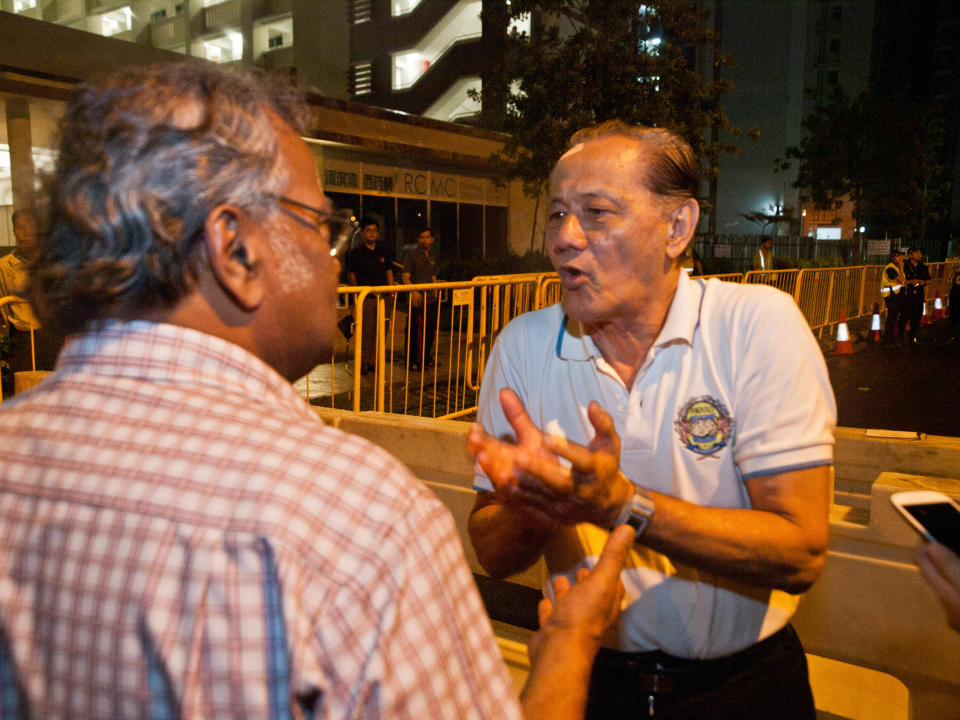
[[890, 491, 960, 556]]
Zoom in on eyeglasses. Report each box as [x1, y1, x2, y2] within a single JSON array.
[[272, 195, 360, 259]]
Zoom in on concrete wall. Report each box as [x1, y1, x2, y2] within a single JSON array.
[[315, 408, 960, 719]]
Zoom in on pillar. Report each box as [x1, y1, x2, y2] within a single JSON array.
[[5, 98, 35, 212]]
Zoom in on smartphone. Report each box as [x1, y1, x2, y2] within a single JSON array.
[[890, 491, 960, 557]]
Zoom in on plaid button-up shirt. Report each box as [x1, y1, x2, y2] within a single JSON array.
[[0, 320, 520, 720]]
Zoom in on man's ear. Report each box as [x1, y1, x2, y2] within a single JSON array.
[[665, 198, 700, 260], [203, 205, 265, 311]]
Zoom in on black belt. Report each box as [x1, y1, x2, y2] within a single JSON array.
[[592, 624, 797, 696]]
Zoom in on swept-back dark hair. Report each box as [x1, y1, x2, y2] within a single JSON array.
[[30, 62, 307, 335], [566, 120, 699, 201]]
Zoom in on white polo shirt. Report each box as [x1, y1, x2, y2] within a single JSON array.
[[474, 272, 836, 659]]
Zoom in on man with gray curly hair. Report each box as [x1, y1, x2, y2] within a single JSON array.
[[0, 63, 633, 719]]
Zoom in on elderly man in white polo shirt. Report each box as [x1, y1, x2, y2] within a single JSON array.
[[468, 120, 836, 720]]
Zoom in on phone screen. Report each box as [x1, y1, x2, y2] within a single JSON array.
[[905, 502, 960, 556]]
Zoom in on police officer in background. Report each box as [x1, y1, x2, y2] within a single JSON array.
[[880, 249, 906, 347], [901, 246, 931, 345]]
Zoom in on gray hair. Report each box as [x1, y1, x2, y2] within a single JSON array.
[[567, 120, 699, 201], [30, 62, 308, 334]]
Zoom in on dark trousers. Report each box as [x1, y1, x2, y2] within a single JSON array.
[[409, 293, 436, 365], [358, 296, 379, 365], [883, 294, 903, 343], [585, 624, 816, 720], [899, 294, 923, 341]]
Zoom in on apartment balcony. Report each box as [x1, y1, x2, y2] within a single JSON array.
[[10, 1, 42, 20], [259, 0, 292, 19], [86, 0, 131, 12], [204, 0, 242, 33], [151, 14, 186, 47], [51, 0, 84, 23], [257, 44, 294, 72]]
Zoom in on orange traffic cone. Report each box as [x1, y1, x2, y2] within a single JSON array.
[[834, 310, 854, 354], [933, 292, 946, 320], [868, 303, 882, 343], [921, 299, 931, 325]]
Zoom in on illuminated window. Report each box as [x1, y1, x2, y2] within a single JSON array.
[[392, 0, 481, 90], [352, 62, 373, 96], [392, 0, 423, 16], [253, 16, 293, 59], [196, 32, 243, 63], [423, 76, 481, 122], [12, 0, 37, 11], [508, 12, 530, 36], [95, 7, 133, 37], [353, 0, 371, 24], [639, 36, 662, 55]]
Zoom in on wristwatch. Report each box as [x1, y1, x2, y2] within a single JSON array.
[[613, 485, 655, 535]]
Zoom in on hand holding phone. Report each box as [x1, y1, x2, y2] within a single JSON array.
[[890, 490, 960, 556]]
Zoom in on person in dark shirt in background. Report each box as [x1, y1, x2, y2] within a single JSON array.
[[347, 218, 393, 374], [901, 246, 931, 345], [402, 226, 438, 371]]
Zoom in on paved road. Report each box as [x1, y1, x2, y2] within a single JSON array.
[[822, 314, 960, 437]]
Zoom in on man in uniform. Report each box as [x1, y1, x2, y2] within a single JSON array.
[[347, 218, 393, 374], [468, 120, 836, 719], [751, 235, 773, 271], [901, 246, 931, 345], [402, 226, 438, 370], [880, 249, 906, 347]]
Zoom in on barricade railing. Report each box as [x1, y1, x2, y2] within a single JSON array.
[[743, 269, 799, 296], [301, 276, 555, 418], [9, 262, 952, 414]]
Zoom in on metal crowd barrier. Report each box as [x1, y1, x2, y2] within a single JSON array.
[[300, 275, 558, 418], [320, 263, 957, 418], [5, 261, 955, 412]]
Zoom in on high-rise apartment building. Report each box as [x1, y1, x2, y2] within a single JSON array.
[[1, 0, 351, 97]]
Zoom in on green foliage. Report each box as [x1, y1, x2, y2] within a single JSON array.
[[783, 87, 949, 239], [472, 0, 742, 197]]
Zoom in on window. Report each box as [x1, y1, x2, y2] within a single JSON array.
[[392, 0, 423, 16], [431, 201, 458, 263], [352, 62, 373, 96], [484, 206, 508, 257], [352, 0, 371, 24], [97, 7, 133, 36], [391, 1, 481, 90], [459, 204, 483, 259], [13, 0, 37, 11]]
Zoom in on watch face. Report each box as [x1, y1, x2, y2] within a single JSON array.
[[626, 513, 649, 533], [626, 492, 654, 534]]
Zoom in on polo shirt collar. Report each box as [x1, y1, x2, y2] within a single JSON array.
[[556, 271, 703, 360]]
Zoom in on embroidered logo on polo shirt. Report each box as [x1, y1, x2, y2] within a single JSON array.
[[674, 396, 734, 456]]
